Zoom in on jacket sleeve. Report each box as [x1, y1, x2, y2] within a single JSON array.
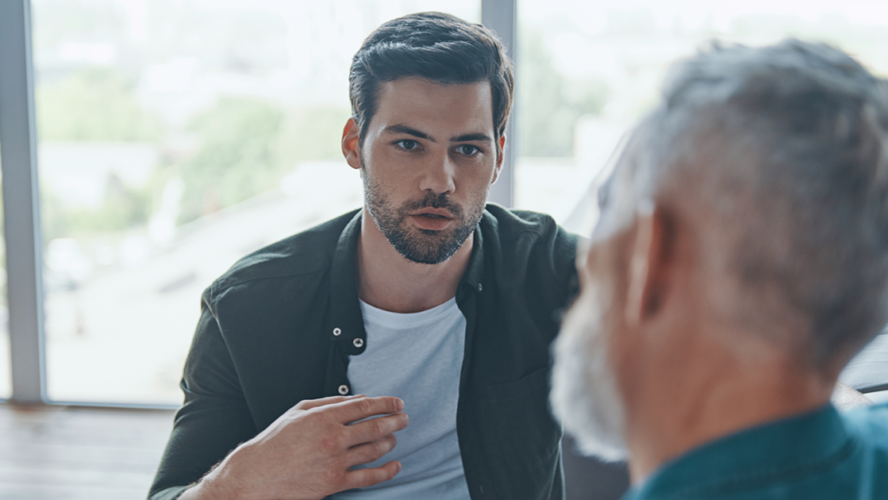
[[552, 224, 580, 301], [148, 291, 259, 500], [528, 218, 580, 323]]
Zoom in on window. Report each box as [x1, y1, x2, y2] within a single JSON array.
[[514, 0, 888, 392], [514, 0, 888, 235], [32, 0, 480, 405]]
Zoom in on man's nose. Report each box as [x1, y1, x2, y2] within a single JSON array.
[[418, 152, 456, 195]]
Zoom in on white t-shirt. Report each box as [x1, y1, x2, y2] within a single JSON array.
[[330, 297, 471, 500]]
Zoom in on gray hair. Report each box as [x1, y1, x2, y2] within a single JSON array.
[[619, 39, 888, 368]]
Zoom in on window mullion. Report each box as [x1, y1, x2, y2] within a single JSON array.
[[0, 0, 47, 404], [482, 0, 517, 208]]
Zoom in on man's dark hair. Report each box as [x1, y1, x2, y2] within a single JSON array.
[[349, 12, 514, 147]]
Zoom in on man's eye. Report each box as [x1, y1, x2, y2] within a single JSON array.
[[396, 139, 420, 150], [456, 145, 480, 155]]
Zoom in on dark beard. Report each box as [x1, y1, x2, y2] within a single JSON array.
[[364, 176, 484, 265]]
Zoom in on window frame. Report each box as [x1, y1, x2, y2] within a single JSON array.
[[0, 0, 46, 405]]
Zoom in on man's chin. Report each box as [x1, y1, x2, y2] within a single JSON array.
[[386, 220, 477, 265], [391, 231, 461, 264]]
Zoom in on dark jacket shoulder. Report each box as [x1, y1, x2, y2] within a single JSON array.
[[483, 204, 576, 245], [481, 204, 578, 281], [206, 209, 360, 299]]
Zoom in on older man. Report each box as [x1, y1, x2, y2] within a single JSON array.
[[551, 40, 888, 499]]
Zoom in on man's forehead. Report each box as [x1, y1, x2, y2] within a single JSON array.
[[369, 77, 495, 137], [376, 76, 492, 100]]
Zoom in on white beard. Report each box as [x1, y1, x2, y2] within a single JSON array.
[[550, 287, 629, 462]]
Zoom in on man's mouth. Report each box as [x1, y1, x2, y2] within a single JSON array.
[[409, 208, 455, 231], [413, 208, 454, 219]]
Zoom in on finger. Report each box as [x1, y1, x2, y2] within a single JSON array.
[[343, 461, 402, 490], [329, 396, 404, 424], [345, 412, 409, 446], [345, 434, 397, 467], [295, 394, 364, 411]]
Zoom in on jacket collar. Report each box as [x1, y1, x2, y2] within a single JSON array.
[[329, 210, 365, 355], [328, 209, 489, 353]]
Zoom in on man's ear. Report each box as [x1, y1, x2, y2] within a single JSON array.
[[342, 118, 362, 170], [490, 135, 506, 184], [624, 202, 672, 326]]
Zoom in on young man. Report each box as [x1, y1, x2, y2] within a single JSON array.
[[149, 12, 577, 500], [550, 40, 888, 499]]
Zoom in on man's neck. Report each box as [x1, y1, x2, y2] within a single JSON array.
[[357, 207, 473, 313], [625, 339, 834, 483]]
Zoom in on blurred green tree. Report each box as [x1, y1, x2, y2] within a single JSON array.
[[517, 29, 609, 158], [37, 68, 161, 142], [176, 98, 284, 223], [274, 107, 352, 166], [36, 68, 160, 240], [176, 98, 349, 224], [40, 175, 152, 240]]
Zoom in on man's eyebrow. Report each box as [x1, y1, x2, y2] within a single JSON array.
[[451, 133, 493, 143], [383, 124, 433, 141]]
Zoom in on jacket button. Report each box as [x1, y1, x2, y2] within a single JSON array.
[[353, 338, 364, 348], [338, 384, 349, 395], [477, 282, 483, 292], [332, 327, 342, 336]]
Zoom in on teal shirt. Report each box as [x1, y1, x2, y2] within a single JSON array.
[[623, 402, 888, 500]]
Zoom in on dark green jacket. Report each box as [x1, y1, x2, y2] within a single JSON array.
[[149, 204, 578, 500], [622, 402, 888, 500]]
